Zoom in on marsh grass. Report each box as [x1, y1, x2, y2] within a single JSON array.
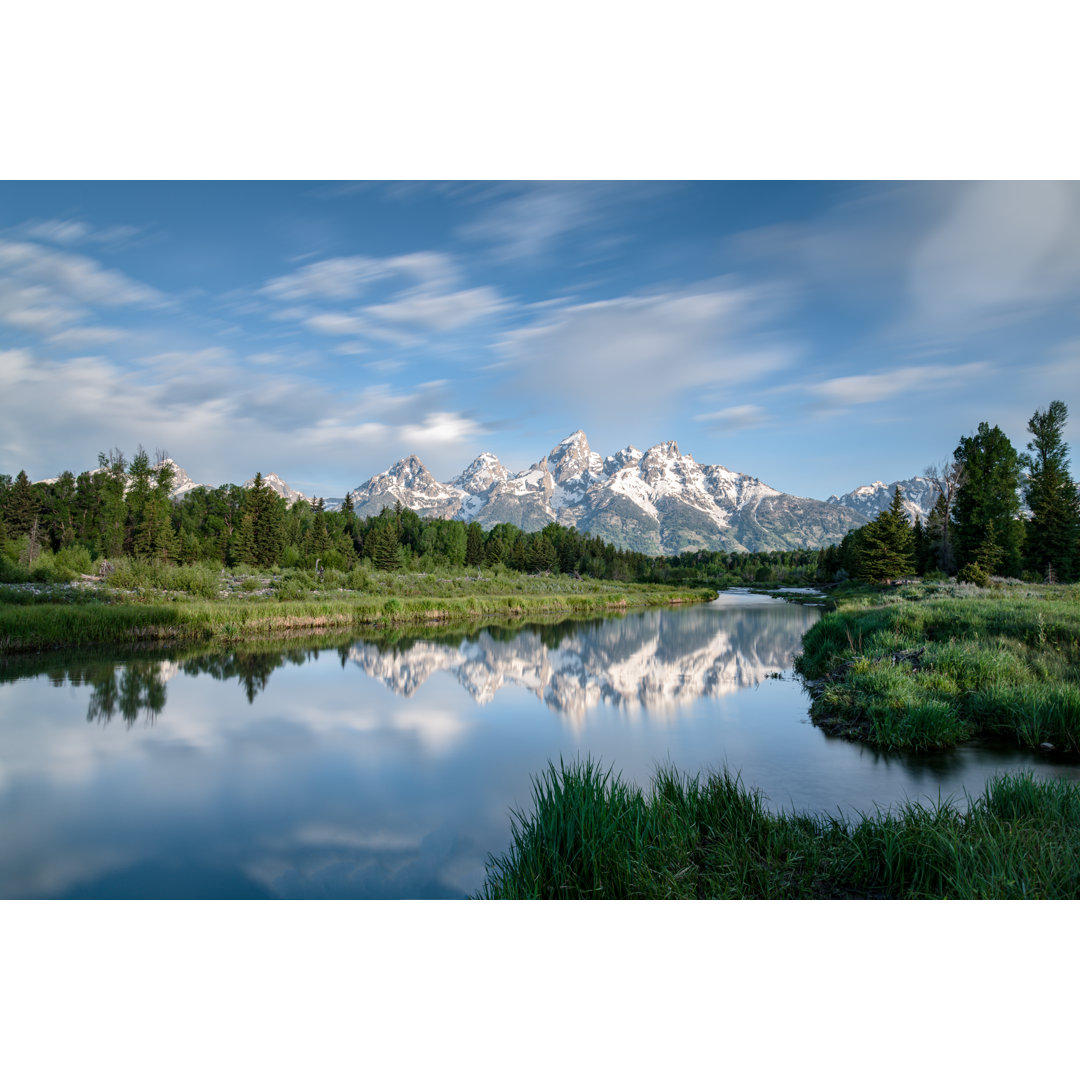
[[478, 759, 1080, 899], [0, 573, 713, 653], [795, 583, 1080, 752]]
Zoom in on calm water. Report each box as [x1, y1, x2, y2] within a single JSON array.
[[2, 591, 1077, 899]]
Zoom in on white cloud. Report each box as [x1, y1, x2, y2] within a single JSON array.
[[17, 219, 143, 248], [263, 251, 458, 303], [496, 283, 795, 436], [266, 250, 507, 343], [365, 286, 505, 331], [909, 181, 1080, 326], [0, 345, 478, 488], [400, 412, 485, 446], [47, 326, 129, 348], [810, 361, 990, 410], [0, 239, 163, 307], [694, 404, 769, 431], [460, 183, 599, 261]]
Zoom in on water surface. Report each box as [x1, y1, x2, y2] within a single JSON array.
[[2, 592, 1076, 898]]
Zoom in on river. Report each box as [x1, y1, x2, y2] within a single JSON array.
[[2, 590, 1076, 898]]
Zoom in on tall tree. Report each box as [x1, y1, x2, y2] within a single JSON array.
[[924, 459, 965, 574], [4, 470, 39, 536], [952, 422, 1024, 577], [1021, 400, 1080, 581], [855, 486, 915, 583]]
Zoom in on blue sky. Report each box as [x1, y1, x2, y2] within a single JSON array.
[[2, 180, 1078, 501]]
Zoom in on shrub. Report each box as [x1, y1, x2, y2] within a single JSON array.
[[957, 563, 990, 587]]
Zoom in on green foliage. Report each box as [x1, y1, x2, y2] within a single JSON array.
[[478, 759, 1080, 899], [795, 583, 1080, 752], [952, 422, 1024, 577], [1022, 400, 1080, 581], [854, 487, 915, 583]]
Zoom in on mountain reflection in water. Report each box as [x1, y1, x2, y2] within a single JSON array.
[[347, 604, 820, 727]]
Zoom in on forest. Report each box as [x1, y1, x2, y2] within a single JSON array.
[[1, 401, 1077, 590]]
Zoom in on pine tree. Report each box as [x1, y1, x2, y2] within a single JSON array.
[[1021, 400, 1080, 581], [370, 523, 402, 571], [5, 470, 38, 536], [465, 521, 484, 566], [855, 487, 915, 583], [952, 422, 1024, 577], [912, 516, 928, 575]]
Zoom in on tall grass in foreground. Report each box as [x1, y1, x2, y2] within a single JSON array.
[[477, 759, 1080, 899]]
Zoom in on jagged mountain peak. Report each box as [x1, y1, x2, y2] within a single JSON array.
[[248, 471, 309, 506], [453, 451, 508, 494], [828, 476, 937, 524], [340, 430, 870, 554]]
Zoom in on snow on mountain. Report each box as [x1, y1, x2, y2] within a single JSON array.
[[247, 472, 310, 506], [345, 430, 867, 554], [38, 457, 205, 500], [827, 477, 939, 525], [348, 454, 465, 518]]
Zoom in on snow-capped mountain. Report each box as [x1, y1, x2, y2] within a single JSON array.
[[247, 472, 311, 506], [827, 477, 940, 525], [39, 457, 205, 500], [346, 429, 867, 554]]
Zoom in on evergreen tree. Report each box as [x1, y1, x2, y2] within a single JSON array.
[[855, 487, 915, 583], [5, 470, 38, 536], [912, 516, 928, 575], [1021, 400, 1080, 581], [465, 521, 484, 566], [229, 512, 256, 566], [952, 422, 1024, 577], [370, 522, 402, 571], [248, 473, 286, 567]]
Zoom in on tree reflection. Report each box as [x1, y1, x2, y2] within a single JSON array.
[[86, 661, 169, 727]]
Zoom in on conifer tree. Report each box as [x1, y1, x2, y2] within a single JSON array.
[[465, 521, 484, 566], [5, 470, 38, 536], [952, 422, 1024, 577], [855, 486, 915, 583], [1021, 400, 1079, 581]]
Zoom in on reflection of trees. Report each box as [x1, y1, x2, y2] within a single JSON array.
[[86, 661, 168, 727], [180, 647, 318, 703]]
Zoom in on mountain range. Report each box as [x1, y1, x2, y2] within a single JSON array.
[[36, 432, 946, 555]]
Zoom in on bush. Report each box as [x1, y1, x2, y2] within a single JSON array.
[[55, 545, 94, 576], [958, 563, 990, 587], [274, 578, 309, 601], [172, 563, 222, 599]]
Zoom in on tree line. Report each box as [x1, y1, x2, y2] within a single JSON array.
[[820, 400, 1080, 584], [2, 400, 1077, 588]]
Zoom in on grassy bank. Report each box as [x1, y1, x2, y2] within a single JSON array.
[[794, 581, 1080, 753], [478, 759, 1080, 899], [0, 569, 714, 653]]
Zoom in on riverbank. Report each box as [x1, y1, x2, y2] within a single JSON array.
[[0, 569, 715, 653], [477, 758, 1080, 899], [794, 580, 1080, 753]]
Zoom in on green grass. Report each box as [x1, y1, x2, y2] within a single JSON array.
[[794, 581, 1080, 752], [0, 570, 714, 653], [477, 758, 1080, 899]]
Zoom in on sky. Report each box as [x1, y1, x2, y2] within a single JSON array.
[[2, 179, 1079, 502]]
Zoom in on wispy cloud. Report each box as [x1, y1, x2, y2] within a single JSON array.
[[265, 249, 508, 345], [496, 282, 797, 441], [809, 361, 990, 411], [694, 404, 770, 432], [460, 183, 601, 261]]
